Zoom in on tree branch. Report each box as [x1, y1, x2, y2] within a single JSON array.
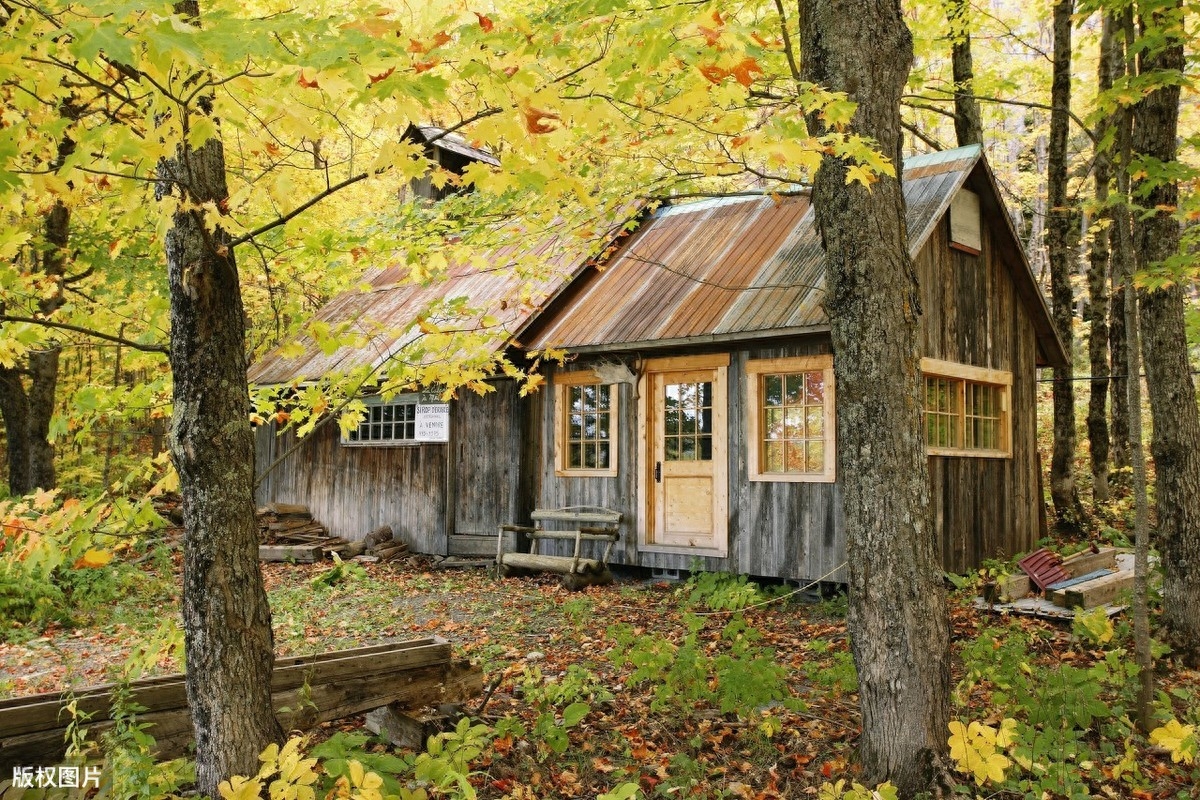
[[0, 314, 169, 354], [905, 89, 1098, 145], [229, 170, 370, 247]]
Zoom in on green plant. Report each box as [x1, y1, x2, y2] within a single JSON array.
[[609, 613, 790, 716], [685, 571, 766, 612], [101, 683, 194, 800]]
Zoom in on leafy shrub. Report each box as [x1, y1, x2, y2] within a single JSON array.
[[609, 613, 790, 716]]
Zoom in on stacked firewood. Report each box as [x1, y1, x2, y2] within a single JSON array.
[[356, 526, 409, 562], [257, 503, 350, 560]]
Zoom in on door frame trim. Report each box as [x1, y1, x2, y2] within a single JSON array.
[[636, 353, 730, 557]]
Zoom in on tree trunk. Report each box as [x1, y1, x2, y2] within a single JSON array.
[[1107, 10, 1135, 473], [945, 0, 983, 146], [1131, 0, 1200, 666], [1085, 17, 1118, 505], [0, 367, 33, 494], [799, 2, 951, 794], [1046, 0, 1084, 531], [158, 2, 283, 790]]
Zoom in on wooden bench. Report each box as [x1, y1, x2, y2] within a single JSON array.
[[497, 507, 622, 590]]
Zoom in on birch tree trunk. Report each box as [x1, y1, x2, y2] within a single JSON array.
[[800, 1, 951, 793]]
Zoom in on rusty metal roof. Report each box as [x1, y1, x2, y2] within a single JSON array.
[[252, 144, 1067, 385], [248, 230, 607, 386], [527, 146, 986, 352]]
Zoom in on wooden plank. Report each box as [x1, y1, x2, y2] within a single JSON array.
[[531, 511, 621, 525], [527, 530, 619, 542], [1063, 571, 1135, 609], [259, 544, 323, 563], [0, 639, 447, 738], [1048, 569, 1113, 591], [1061, 547, 1121, 578], [1, 660, 479, 772]]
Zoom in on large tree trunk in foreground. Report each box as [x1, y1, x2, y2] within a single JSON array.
[[158, 4, 282, 788], [800, 1, 951, 794], [1131, 0, 1200, 665], [1046, 0, 1085, 531]]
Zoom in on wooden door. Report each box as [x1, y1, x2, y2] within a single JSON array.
[[643, 357, 728, 553]]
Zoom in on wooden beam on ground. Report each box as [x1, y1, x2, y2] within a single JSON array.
[[0, 638, 478, 772], [1061, 547, 1121, 578], [1063, 570, 1135, 609], [501, 553, 606, 575]]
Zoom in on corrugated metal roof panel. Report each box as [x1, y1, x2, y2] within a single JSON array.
[[530, 148, 978, 351], [248, 230, 599, 386]]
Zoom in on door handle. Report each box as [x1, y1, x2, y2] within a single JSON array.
[[654, 461, 661, 483]]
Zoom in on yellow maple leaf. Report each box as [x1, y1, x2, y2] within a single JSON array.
[[218, 776, 263, 800], [1150, 719, 1197, 764], [75, 549, 114, 568]]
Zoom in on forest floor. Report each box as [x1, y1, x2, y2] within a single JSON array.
[[2, 550, 1198, 799]]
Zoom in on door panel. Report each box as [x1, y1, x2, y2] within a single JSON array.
[[643, 359, 728, 553]]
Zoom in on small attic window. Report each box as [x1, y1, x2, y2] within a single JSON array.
[[949, 188, 982, 254]]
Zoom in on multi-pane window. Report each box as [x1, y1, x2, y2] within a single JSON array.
[[925, 376, 960, 449], [746, 356, 835, 482], [555, 372, 619, 476], [922, 358, 1011, 456], [343, 396, 418, 444], [566, 383, 613, 469], [663, 381, 713, 461]]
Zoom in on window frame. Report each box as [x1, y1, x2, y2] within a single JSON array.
[[921, 357, 1012, 458], [553, 370, 619, 477], [340, 393, 422, 447], [745, 355, 836, 483]]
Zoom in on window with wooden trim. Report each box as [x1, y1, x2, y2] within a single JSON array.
[[342, 395, 418, 445], [554, 371, 618, 476], [746, 356, 835, 482], [921, 358, 1012, 457]]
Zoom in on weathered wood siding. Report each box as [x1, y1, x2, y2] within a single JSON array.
[[529, 345, 847, 583], [917, 213, 1041, 572], [254, 381, 522, 553], [450, 380, 522, 536], [254, 422, 448, 554]]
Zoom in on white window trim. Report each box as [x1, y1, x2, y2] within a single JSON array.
[[745, 355, 836, 483], [340, 393, 422, 447], [553, 370, 619, 477], [921, 357, 1012, 458]]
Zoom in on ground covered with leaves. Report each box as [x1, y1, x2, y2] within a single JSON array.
[[2, 551, 1198, 800]]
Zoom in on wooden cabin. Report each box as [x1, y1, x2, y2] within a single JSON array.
[[250, 145, 1068, 579]]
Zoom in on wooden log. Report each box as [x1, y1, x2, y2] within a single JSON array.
[[1063, 570, 1135, 609], [259, 544, 323, 563], [374, 544, 409, 561], [500, 553, 603, 575], [1061, 547, 1121, 578], [363, 525, 394, 551], [266, 502, 311, 518]]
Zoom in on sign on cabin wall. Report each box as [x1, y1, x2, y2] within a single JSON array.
[[415, 403, 450, 442]]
